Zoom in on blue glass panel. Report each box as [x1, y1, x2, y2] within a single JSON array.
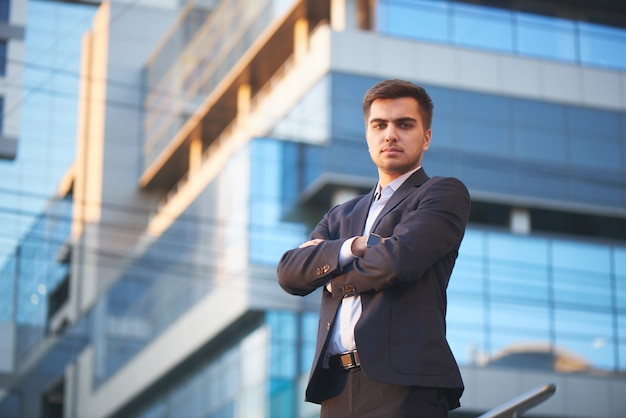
[[569, 107, 620, 136], [616, 248, 626, 311], [552, 239, 612, 275], [0, 255, 15, 321], [449, 229, 485, 298], [514, 99, 567, 130], [431, 115, 454, 149], [489, 303, 551, 361], [448, 230, 486, 366], [0, 41, 6, 77], [268, 311, 297, 379], [452, 4, 513, 52], [424, 149, 455, 176], [514, 128, 567, 165], [516, 13, 576, 61], [554, 309, 615, 370], [487, 234, 549, 303], [579, 22, 626, 70], [250, 139, 309, 265], [456, 90, 510, 121], [552, 241, 611, 309], [447, 296, 486, 365], [377, 0, 626, 71], [456, 120, 511, 157], [569, 173, 623, 208], [331, 73, 373, 143], [516, 164, 569, 200], [619, 330, 626, 371], [428, 85, 454, 115], [457, 156, 513, 194], [0, 0, 8, 21], [569, 133, 621, 171], [568, 108, 622, 174], [379, 0, 449, 43], [299, 312, 318, 372], [455, 91, 512, 158]]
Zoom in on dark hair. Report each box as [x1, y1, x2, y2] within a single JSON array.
[[362, 79, 434, 129]]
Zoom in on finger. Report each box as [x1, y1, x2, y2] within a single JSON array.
[[298, 239, 323, 248]]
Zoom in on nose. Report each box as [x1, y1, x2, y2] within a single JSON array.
[[385, 125, 398, 142]]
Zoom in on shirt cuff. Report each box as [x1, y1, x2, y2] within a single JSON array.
[[339, 237, 358, 267], [327, 237, 358, 293]]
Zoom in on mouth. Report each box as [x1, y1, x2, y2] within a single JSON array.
[[382, 147, 402, 154]]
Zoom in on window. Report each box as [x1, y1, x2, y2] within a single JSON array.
[[0, 96, 4, 135], [0, 0, 9, 22], [0, 41, 6, 77]]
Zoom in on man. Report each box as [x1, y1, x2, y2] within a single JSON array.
[[277, 79, 470, 417]]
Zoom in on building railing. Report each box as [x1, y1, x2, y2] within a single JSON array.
[[477, 383, 557, 418]]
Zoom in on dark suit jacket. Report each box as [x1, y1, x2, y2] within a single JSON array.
[[277, 168, 470, 409]]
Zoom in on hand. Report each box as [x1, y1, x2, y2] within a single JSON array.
[[298, 238, 324, 248], [351, 236, 367, 257], [351, 235, 386, 257]]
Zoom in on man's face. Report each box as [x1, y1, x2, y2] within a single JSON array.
[[366, 97, 431, 185]]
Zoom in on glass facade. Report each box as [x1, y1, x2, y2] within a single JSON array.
[[0, 251, 16, 322], [449, 228, 625, 372], [142, 0, 295, 172], [93, 136, 309, 387], [7, 197, 72, 361], [377, 0, 626, 71], [2, 0, 626, 417], [93, 182, 221, 386], [0, 0, 9, 22], [327, 73, 626, 211], [0, 0, 96, 264], [0, 40, 6, 77], [127, 311, 318, 418]]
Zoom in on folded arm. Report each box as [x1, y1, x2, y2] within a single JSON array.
[[330, 177, 470, 297]]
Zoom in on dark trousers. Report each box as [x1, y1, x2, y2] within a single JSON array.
[[320, 368, 449, 418]]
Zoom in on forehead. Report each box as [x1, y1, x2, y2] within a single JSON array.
[[367, 97, 421, 122]]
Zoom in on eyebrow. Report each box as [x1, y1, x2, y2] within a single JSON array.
[[369, 116, 418, 125]]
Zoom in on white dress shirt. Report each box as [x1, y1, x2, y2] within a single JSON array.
[[325, 167, 421, 358]]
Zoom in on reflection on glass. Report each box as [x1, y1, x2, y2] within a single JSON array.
[[377, 0, 626, 70], [517, 13, 576, 61], [453, 4, 513, 52], [579, 22, 626, 70], [384, 0, 448, 42], [447, 228, 625, 374]]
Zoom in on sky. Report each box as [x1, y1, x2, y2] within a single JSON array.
[[0, 0, 97, 267]]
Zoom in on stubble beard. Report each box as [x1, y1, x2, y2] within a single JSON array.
[[377, 157, 420, 177]]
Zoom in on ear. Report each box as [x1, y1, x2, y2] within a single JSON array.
[[423, 129, 432, 150]]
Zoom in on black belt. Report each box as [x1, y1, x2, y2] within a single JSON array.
[[330, 350, 360, 370]]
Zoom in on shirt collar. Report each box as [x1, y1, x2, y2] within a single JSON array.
[[375, 166, 421, 196]]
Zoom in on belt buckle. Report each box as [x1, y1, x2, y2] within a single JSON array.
[[340, 350, 360, 370]]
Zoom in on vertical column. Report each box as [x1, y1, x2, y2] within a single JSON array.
[[330, 0, 346, 31], [331, 0, 375, 31], [237, 82, 251, 121], [189, 127, 202, 175], [357, 0, 375, 30], [510, 207, 531, 234], [293, 17, 309, 62]]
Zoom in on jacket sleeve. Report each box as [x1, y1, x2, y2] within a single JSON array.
[[276, 208, 347, 296], [330, 177, 470, 297]]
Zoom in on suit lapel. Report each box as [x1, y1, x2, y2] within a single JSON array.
[[370, 168, 430, 232], [346, 190, 376, 236]]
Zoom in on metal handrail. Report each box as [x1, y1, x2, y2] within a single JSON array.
[[477, 383, 557, 418]]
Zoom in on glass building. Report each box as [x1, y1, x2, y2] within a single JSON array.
[[0, 0, 25, 161], [1, 0, 625, 417]]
